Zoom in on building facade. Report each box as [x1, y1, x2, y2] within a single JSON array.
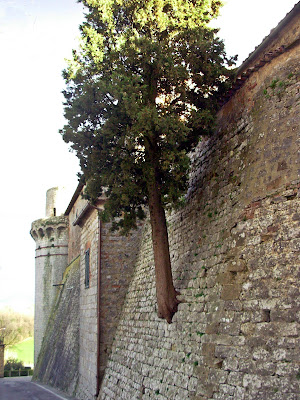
[[31, 185, 142, 398]]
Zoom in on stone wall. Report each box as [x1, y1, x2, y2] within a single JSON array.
[[75, 207, 143, 399], [67, 187, 87, 264], [33, 256, 80, 396], [31, 215, 69, 364], [76, 209, 100, 400], [99, 222, 143, 383], [98, 36, 300, 400]]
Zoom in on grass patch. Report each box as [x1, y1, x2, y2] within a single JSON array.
[[6, 337, 34, 367]]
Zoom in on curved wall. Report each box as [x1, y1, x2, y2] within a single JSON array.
[[31, 216, 68, 364]]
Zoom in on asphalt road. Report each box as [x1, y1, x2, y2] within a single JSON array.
[[0, 377, 78, 400]]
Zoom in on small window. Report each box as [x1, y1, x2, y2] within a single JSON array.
[[85, 249, 90, 288]]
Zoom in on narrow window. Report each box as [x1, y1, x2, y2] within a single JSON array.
[[85, 249, 90, 288], [53, 208, 56, 216]]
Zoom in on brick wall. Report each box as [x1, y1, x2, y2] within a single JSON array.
[[98, 33, 299, 400]]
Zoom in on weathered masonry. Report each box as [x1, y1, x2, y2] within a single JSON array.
[[31, 185, 141, 398], [31, 4, 299, 400], [31, 187, 69, 364]]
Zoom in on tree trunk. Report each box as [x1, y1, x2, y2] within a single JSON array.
[[147, 176, 180, 324]]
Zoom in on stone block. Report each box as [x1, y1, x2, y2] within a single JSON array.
[[221, 284, 242, 300], [196, 382, 216, 398], [226, 259, 247, 272], [202, 343, 215, 360], [206, 322, 219, 334], [217, 272, 233, 285]]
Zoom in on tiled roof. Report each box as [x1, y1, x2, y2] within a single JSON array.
[[221, 46, 286, 104], [221, 2, 299, 105]]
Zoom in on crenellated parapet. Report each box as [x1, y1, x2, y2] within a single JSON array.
[[31, 217, 68, 264], [31, 216, 68, 248]]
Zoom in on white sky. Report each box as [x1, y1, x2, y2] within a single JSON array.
[[0, 0, 298, 314]]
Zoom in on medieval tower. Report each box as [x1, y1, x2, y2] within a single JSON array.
[[30, 187, 69, 364]]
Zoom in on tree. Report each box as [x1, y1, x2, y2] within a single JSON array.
[[0, 309, 34, 346], [61, 0, 235, 323], [4, 359, 25, 371]]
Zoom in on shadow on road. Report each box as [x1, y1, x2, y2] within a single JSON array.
[[0, 376, 79, 400]]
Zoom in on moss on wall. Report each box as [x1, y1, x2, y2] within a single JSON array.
[[33, 256, 80, 397]]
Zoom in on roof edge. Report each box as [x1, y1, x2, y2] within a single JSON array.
[[73, 198, 106, 227], [64, 182, 84, 216], [237, 2, 300, 75]]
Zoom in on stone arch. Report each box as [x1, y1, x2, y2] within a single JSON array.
[[38, 228, 45, 239], [31, 230, 38, 240], [46, 227, 54, 239], [57, 226, 65, 239]]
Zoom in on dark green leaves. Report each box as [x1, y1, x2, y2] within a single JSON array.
[[61, 0, 235, 232]]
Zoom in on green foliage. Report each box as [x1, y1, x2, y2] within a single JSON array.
[[264, 77, 289, 101], [7, 338, 34, 366], [61, 0, 236, 233], [0, 309, 34, 346], [270, 79, 279, 90], [4, 358, 24, 371]]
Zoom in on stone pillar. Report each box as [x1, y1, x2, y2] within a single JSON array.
[[0, 344, 4, 378], [30, 188, 69, 365]]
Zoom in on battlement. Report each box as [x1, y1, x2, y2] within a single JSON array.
[[30, 216, 68, 244]]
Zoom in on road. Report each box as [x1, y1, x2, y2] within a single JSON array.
[[0, 377, 78, 400]]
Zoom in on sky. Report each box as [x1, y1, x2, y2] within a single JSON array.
[[0, 0, 298, 315]]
